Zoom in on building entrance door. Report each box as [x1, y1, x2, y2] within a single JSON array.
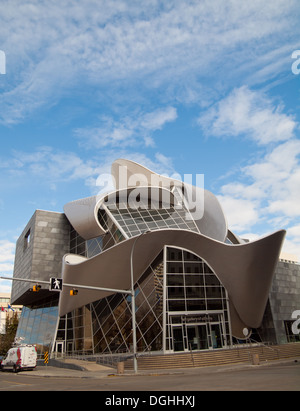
[[187, 324, 209, 350], [169, 313, 226, 352], [172, 326, 184, 352], [55, 341, 64, 358], [210, 322, 222, 349]]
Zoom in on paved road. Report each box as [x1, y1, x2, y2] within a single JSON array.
[[0, 360, 299, 392]]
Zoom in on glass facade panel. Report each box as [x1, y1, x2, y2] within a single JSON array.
[[55, 245, 232, 355], [70, 227, 86, 256], [102, 191, 200, 240], [88, 256, 164, 354], [51, 204, 232, 356], [15, 300, 59, 356], [165, 246, 232, 352]]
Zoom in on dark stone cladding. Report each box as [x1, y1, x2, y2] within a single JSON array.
[[11, 210, 71, 306], [269, 260, 300, 344]]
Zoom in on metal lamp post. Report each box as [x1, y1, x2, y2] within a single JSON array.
[[130, 230, 150, 374]]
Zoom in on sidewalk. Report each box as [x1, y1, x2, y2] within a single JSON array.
[[21, 357, 300, 380], [22, 364, 114, 379]]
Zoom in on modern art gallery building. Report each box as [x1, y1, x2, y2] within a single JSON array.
[[10, 159, 300, 357]]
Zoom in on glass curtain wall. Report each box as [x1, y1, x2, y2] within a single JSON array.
[[164, 246, 232, 352], [102, 189, 200, 238], [56, 306, 93, 355], [60, 245, 232, 355], [15, 298, 59, 356], [56, 191, 232, 356], [90, 253, 164, 354]]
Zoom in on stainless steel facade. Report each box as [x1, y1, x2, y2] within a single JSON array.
[[11, 159, 299, 357]]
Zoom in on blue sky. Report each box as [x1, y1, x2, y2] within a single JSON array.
[[1, 0, 300, 293]]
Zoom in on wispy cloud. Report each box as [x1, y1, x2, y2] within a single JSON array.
[[218, 138, 300, 228], [0, 1, 299, 124], [199, 86, 300, 259], [198, 86, 297, 145], [74, 106, 177, 149], [0, 146, 102, 186], [0, 240, 15, 270], [0, 240, 15, 292], [0, 144, 178, 198]]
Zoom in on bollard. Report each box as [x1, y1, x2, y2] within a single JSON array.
[[117, 361, 124, 374], [252, 353, 260, 365], [44, 351, 49, 366]]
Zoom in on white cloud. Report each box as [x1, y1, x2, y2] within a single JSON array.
[[287, 224, 300, 239], [0, 263, 14, 272], [0, 1, 299, 123], [200, 86, 300, 264], [244, 140, 300, 219], [281, 225, 300, 262], [217, 138, 300, 234], [1, 144, 179, 202], [0, 240, 15, 265], [140, 107, 177, 132], [0, 284, 13, 294], [0, 240, 15, 293], [2, 146, 102, 184], [217, 195, 260, 232], [198, 86, 297, 145], [75, 107, 177, 149]]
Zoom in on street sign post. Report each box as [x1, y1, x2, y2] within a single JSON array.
[[0, 276, 130, 295]]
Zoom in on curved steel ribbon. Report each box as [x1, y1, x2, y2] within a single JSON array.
[[59, 228, 285, 339]]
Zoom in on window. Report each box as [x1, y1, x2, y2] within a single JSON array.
[[23, 229, 31, 251], [104, 195, 200, 239], [165, 246, 232, 351]]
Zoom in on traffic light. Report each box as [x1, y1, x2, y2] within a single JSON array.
[[70, 289, 78, 296], [32, 284, 41, 292]]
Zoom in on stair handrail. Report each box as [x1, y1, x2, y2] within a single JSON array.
[[189, 343, 195, 367]]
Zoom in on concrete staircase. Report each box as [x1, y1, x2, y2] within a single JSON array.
[[123, 343, 300, 370]]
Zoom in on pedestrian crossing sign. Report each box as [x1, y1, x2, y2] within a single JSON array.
[[50, 277, 63, 291]]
